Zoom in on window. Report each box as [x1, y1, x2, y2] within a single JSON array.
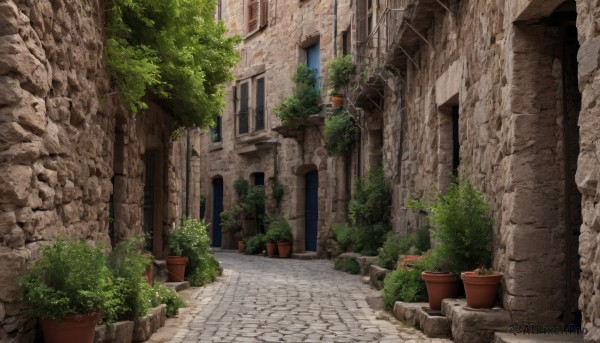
[[211, 116, 222, 142], [306, 43, 320, 89], [247, 0, 268, 34], [255, 78, 265, 130], [239, 83, 249, 134], [236, 75, 266, 136]]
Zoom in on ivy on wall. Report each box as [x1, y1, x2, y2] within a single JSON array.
[[105, 0, 241, 128]]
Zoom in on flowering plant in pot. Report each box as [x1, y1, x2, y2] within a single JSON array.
[[265, 215, 293, 258], [167, 222, 190, 282], [461, 266, 503, 308], [408, 176, 494, 310], [20, 239, 117, 343]]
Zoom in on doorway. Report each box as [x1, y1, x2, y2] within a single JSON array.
[[305, 170, 319, 251], [212, 178, 224, 247]]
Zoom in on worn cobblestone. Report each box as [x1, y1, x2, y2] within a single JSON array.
[[149, 251, 452, 343]]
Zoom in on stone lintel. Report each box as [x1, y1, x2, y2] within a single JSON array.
[[511, 0, 565, 22], [435, 59, 462, 108]]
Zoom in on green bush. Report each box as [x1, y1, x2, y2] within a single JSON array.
[[233, 178, 249, 198], [334, 258, 361, 274], [244, 234, 265, 254], [106, 236, 154, 322], [220, 210, 237, 232], [151, 283, 187, 317], [324, 109, 359, 156], [377, 226, 431, 270], [349, 167, 392, 227], [382, 254, 435, 309], [332, 223, 385, 256], [264, 215, 293, 243], [327, 54, 354, 94], [274, 64, 321, 128], [20, 239, 118, 321], [169, 219, 220, 286]]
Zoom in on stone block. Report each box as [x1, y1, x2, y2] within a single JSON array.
[[369, 264, 390, 290], [164, 281, 190, 292], [132, 304, 166, 342], [356, 255, 378, 275], [393, 302, 428, 326], [442, 299, 511, 343], [0, 77, 22, 105], [94, 321, 134, 343], [0, 165, 32, 206], [578, 35, 600, 86], [414, 306, 452, 339]]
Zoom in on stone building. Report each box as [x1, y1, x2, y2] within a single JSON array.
[[199, 0, 381, 254], [351, 0, 599, 340], [0, 0, 201, 340]]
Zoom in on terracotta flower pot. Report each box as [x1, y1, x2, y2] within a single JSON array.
[[277, 242, 291, 258], [266, 242, 277, 257], [238, 240, 245, 253], [40, 312, 99, 343], [331, 94, 344, 107], [421, 271, 459, 310], [166, 255, 188, 282], [461, 271, 503, 308]]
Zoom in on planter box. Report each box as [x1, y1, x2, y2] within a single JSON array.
[[132, 304, 166, 342], [94, 321, 134, 343]]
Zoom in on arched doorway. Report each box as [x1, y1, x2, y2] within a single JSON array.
[[305, 170, 318, 251], [211, 177, 224, 247]]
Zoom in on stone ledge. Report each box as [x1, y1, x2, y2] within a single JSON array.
[[292, 252, 318, 260], [393, 301, 429, 326], [356, 255, 378, 276], [369, 264, 391, 290], [415, 306, 452, 339], [165, 281, 190, 292], [442, 299, 511, 343], [132, 304, 167, 342], [494, 332, 584, 343], [94, 320, 134, 343]]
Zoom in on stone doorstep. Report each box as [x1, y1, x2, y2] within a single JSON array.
[[393, 302, 429, 326], [369, 264, 391, 290], [414, 306, 453, 339], [94, 320, 134, 343], [494, 332, 584, 343], [292, 252, 318, 260], [164, 281, 190, 292], [442, 299, 512, 343], [132, 304, 167, 342]]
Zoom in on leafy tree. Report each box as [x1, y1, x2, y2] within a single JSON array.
[[106, 0, 241, 128]]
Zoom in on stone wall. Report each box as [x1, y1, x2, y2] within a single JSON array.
[[0, 0, 196, 340], [199, 0, 355, 255], [370, 0, 583, 326], [575, 1, 600, 340]]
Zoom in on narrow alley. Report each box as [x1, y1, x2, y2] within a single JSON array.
[[148, 252, 450, 343]]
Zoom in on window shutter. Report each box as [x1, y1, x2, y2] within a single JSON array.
[[239, 83, 249, 134], [259, 0, 268, 28], [356, 0, 368, 44]]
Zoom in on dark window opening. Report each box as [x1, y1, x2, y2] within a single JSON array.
[[452, 105, 460, 176], [211, 116, 222, 142], [255, 78, 265, 130], [239, 83, 249, 134]]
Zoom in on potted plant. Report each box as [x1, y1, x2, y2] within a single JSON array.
[[220, 210, 238, 250], [20, 239, 116, 343], [266, 216, 293, 258], [274, 64, 321, 129], [409, 176, 494, 310], [461, 266, 503, 308], [327, 55, 354, 107], [167, 222, 189, 282]]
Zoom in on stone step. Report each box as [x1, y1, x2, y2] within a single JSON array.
[[165, 281, 190, 292], [442, 299, 511, 343], [356, 255, 378, 275], [393, 302, 429, 326], [414, 306, 452, 338], [292, 252, 318, 260], [494, 332, 584, 343], [369, 264, 390, 290]]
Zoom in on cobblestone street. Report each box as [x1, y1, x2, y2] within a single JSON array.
[[148, 251, 451, 343]]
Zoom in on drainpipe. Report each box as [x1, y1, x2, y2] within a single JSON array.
[[333, 0, 338, 57], [185, 128, 191, 218]]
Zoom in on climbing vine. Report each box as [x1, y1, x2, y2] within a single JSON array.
[[105, 0, 241, 128]]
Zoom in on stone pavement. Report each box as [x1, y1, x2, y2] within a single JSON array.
[[147, 251, 452, 343]]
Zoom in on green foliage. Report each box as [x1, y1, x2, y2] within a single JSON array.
[[272, 181, 284, 206], [409, 177, 493, 274], [151, 283, 187, 317], [274, 64, 321, 128], [169, 219, 220, 286], [382, 254, 436, 309], [106, 0, 241, 128], [327, 55, 354, 94], [106, 236, 153, 322], [200, 194, 207, 205], [264, 215, 293, 243], [220, 210, 238, 232], [332, 223, 385, 256], [233, 178, 249, 198], [349, 167, 392, 227], [334, 258, 361, 274], [244, 234, 265, 255], [324, 109, 359, 156], [20, 239, 117, 320], [377, 226, 431, 270]]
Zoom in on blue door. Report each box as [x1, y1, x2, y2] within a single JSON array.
[[306, 44, 320, 90], [212, 178, 224, 247], [305, 171, 319, 251]]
